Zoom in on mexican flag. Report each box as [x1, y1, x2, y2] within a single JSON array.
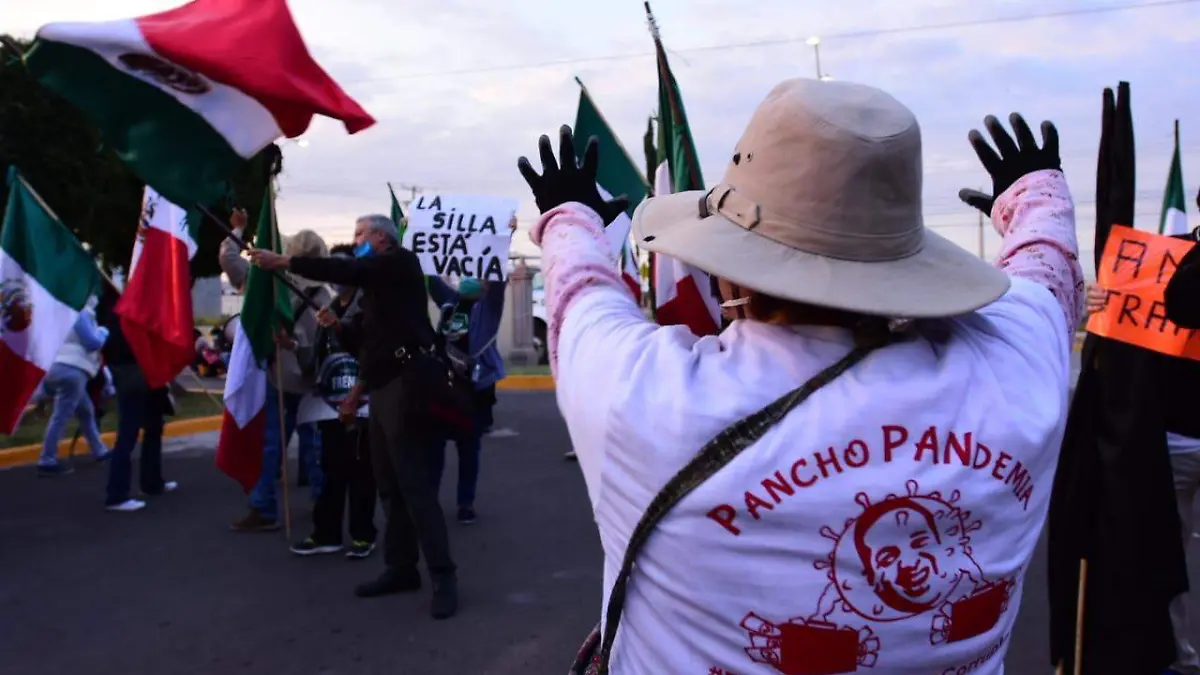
[[115, 188, 198, 389], [25, 0, 375, 209], [573, 80, 648, 301], [215, 184, 293, 492], [648, 15, 720, 336], [0, 168, 100, 434], [389, 183, 408, 241], [1159, 121, 1189, 236]]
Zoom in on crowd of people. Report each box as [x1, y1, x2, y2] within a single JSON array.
[[23, 73, 1200, 673]]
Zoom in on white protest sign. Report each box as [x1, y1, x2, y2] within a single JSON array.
[[403, 195, 516, 282]]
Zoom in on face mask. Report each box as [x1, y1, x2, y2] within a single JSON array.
[[353, 241, 374, 258]]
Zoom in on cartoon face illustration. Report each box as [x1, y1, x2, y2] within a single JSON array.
[[743, 481, 1015, 675], [855, 498, 955, 613], [0, 280, 32, 333], [825, 484, 983, 623]]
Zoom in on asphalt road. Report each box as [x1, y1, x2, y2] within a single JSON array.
[[3, 382, 1194, 675]]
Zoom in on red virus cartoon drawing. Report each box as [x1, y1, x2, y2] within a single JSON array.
[[0, 280, 32, 333], [741, 481, 1013, 674]]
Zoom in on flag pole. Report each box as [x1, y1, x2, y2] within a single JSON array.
[[195, 203, 322, 312], [274, 317, 292, 540]]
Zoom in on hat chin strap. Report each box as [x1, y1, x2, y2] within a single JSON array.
[[721, 283, 749, 320]]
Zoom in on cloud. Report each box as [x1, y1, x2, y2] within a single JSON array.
[[8, 0, 1200, 269]]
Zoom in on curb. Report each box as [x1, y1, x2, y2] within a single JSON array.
[[0, 415, 224, 471], [0, 376, 558, 470]]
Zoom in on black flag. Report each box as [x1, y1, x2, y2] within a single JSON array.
[[1047, 82, 1189, 674]]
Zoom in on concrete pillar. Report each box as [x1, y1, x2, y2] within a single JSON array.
[[507, 258, 538, 366]]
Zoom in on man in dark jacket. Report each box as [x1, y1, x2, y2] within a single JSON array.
[[249, 214, 457, 621]]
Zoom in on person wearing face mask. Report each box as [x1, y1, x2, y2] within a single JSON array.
[[37, 293, 111, 476], [249, 215, 458, 620], [517, 79, 1082, 674], [427, 277, 498, 524], [425, 217, 515, 523]]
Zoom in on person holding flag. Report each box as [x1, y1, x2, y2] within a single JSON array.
[[97, 282, 177, 512], [249, 214, 459, 621]]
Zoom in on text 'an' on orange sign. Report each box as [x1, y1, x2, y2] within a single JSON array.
[[1086, 225, 1200, 360]]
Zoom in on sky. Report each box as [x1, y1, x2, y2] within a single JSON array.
[[8, 0, 1200, 278]]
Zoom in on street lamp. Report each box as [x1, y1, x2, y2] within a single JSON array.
[[806, 35, 831, 81]]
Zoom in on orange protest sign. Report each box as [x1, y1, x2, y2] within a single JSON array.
[[1086, 225, 1200, 360]]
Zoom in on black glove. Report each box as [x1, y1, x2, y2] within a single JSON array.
[[958, 113, 1061, 217], [517, 125, 629, 225]]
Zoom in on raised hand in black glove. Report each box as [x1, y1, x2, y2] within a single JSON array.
[[958, 113, 1061, 218], [517, 125, 629, 225]]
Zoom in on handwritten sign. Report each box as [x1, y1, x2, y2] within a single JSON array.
[[403, 194, 516, 282], [1086, 225, 1200, 360]]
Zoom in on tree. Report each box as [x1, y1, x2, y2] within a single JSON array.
[[0, 35, 277, 280]]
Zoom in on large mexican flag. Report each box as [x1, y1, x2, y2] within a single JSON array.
[[573, 81, 648, 301], [25, 0, 375, 208], [0, 168, 100, 434], [215, 184, 293, 492]]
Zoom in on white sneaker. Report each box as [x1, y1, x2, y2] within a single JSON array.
[[163, 481, 179, 493], [106, 499, 146, 513]]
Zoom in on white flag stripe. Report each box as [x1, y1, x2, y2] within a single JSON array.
[[130, 188, 197, 279], [652, 161, 721, 324], [222, 317, 266, 429]]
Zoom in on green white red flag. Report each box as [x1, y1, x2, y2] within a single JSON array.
[[115, 188, 198, 389], [215, 184, 293, 492], [1159, 121, 1189, 236], [0, 168, 100, 434], [573, 81, 648, 301], [646, 5, 720, 336], [25, 0, 375, 208]]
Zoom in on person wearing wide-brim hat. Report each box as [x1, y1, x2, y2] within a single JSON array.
[[517, 78, 1083, 674]]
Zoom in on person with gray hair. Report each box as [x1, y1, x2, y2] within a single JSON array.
[[250, 214, 459, 621]]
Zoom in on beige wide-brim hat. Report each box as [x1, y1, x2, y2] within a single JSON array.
[[632, 78, 1009, 319]]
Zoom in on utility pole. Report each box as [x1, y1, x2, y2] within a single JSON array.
[[391, 182, 423, 210]]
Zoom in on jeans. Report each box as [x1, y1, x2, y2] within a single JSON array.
[[430, 389, 494, 507], [370, 375, 455, 576], [311, 420, 376, 545], [249, 383, 303, 522], [40, 363, 106, 465], [105, 390, 167, 505]]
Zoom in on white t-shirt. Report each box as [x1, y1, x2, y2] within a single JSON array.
[[557, 278, 1071, 675]]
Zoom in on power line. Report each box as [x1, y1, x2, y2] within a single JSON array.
[[339, 0, 1200, 85]]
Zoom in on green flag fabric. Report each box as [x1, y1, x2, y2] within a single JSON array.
[[654, 38, 704, 193], [240, 182, 293, 364], [389, 183, 407, 240], [1159, 121, 1189, 236], [573, 83, 649, 215]]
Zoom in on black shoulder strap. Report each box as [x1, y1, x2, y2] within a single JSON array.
[[594, 335, 890, 674]]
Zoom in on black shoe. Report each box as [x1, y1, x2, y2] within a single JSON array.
[[37, 462, 74, 477], [457, 506, 477, 525], [345, 540, 376, 560], [563, 451, 577, 462], [355, 568, 421, 598], [431, 573, 458, 620]]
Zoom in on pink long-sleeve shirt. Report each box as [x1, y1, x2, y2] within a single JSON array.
[[531, 169, 1082, 675]]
